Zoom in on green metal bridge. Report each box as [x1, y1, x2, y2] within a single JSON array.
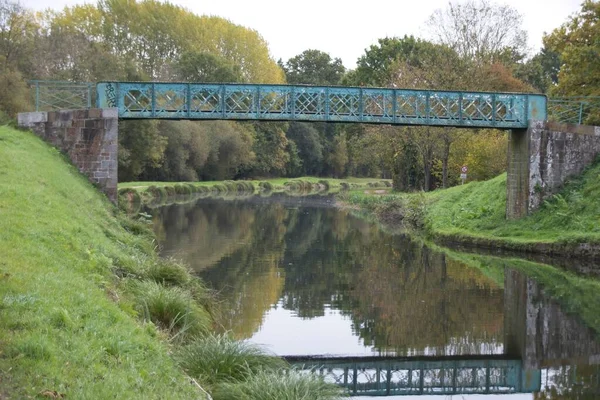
[[287, 356, 541, 396], [94, 82, 547, 129], [30, 80, 549, 129], [30, 80, 600, 127]]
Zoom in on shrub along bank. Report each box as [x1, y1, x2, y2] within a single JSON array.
[[118, 177, 392, 211], [341, 160, 600, 258], [0, 126, 343, 399]]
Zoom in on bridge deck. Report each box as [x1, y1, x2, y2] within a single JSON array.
[[96, 82, 546, 129]]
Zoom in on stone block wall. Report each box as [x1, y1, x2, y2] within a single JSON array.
[[18, 108, 118, 204], [507, 121, 600, 219], [528, 121, 600, 212]]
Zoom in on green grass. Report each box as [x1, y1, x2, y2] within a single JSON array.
[[0, 125, 342, 399], [213, 369, 346, 400], [0, 126, 206, 398], [344, 161, 600, 248], [175, 334, 287, 386]]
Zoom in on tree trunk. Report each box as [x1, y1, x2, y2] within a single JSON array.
[[442, 128, 452, 188]]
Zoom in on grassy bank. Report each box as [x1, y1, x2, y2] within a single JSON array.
[[0, 126, 343, 399], [119, 177, 391, 207], [342, 160, 600, 256]]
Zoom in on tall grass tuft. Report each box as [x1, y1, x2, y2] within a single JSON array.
[[130, 280, 211, 337], [145, 258, 192, 287], [213, 369, 345, 400], [176, 334, 286, 385]]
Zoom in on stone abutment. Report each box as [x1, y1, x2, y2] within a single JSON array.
[[18, 108, 118, 204]]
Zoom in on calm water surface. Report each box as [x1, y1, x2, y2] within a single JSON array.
[[151, 194, 600, 398]]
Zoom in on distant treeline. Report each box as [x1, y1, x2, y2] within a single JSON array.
[[1, 0, 597, 190]]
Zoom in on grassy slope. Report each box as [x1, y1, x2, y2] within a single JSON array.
[[345, 162, 600, 246], [425, 166, 600, 244], [0, 127, 199, 399]]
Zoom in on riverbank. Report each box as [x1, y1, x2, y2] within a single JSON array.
[[0, 126, 343, 399], [339, 161, 600, 259], [118, 177, 391, 213]]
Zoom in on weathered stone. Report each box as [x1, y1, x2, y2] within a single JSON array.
[[527, 121, 600, 214], [17, 109, 118, 204], [17, 112, 47, 126], [102, 108, 119, 119]]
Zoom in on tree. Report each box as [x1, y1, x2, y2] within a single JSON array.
[[118, 120, 166, 182], [285, 122, 324, 176], [177, 51, 242, 83], [427, 0, 528, 65], [0, 0, 37, 75], [514, 47, 561, 94], [545, 0, 600, 122], [0, 63, 30, 118], [345, 36, 440, 87], [281, 49, 345, 85], [251, 122, 290, 177]]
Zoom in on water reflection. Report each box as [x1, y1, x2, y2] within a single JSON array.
[[152, 195, 600, 397], [154, 196, 504, 357]]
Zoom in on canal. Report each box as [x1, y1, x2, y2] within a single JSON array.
[[150, 194, 600, 398]]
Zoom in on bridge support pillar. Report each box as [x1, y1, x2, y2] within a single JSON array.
[[506, 128, 530, 219], [18, 108, 119, 204]]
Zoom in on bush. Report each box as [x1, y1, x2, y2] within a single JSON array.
[[223, 181, 237, 192], [146, 185, 167, 201], [382, 181, 392, 188], [174, 184, 193, 195], [235, 181, 254, 192], [213, 369, 344, 400], [285, 180, 312, 192], [258, 181, 273, 191], [212, 184, 227, 193], [164, 186, 176, 196], [340, 182, 350, 190], [176, 334, 285, 385], [130, 281, 211, 337], [317, 180, 330, 190]]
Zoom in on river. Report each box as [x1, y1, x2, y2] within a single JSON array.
[[150, 194, 600, 398]]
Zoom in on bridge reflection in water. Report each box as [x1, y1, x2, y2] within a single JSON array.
[[288, 356, 539, 396], [286, 266, 600, 397]]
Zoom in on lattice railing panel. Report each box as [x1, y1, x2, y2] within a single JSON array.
[[30, 81, 94, 111], [97, 82, 547, 128]]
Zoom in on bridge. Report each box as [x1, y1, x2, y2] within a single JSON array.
[[19, 81, 600, 218], [95, 81, 546, 129], [287, 356, 540, 396]]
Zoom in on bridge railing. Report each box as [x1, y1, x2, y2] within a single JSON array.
[[29, 80, 95, 112], [96, 82, 546, 129], [548, 97, 600, 125]]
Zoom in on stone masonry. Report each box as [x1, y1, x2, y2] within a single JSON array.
[[18, 108, 118, 204], [507, 121, 600, 219], [528, 121, 600, 212]]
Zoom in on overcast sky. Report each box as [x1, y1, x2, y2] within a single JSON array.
[[20, 0, 582, 68]]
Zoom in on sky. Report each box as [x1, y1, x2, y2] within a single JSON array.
[[20, 0, 583, 68]]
